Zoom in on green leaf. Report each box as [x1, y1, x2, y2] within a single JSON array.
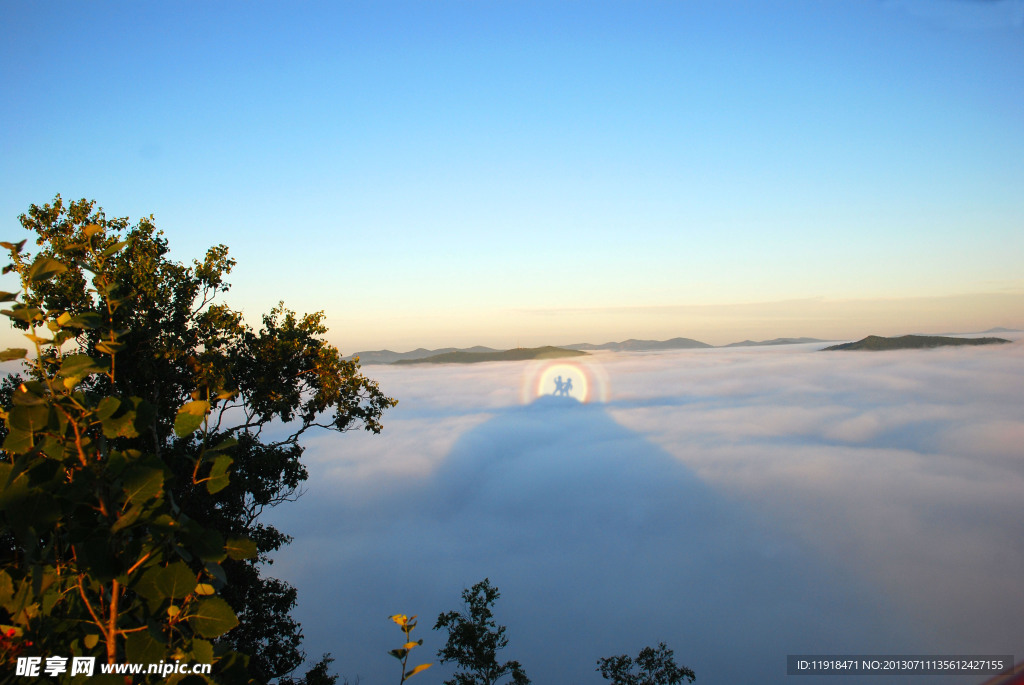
[[2, 578, 34, 617], [0, 571, 12, 600], [3, 305, 42, 324], [122, 466, 164, 503], [100, 398, 142, 439], [95, 396, 121, 421], [59, 353, 105, 388], [189, 527, 226, 563], [1, 427, 34, 454], [0, 291, 19, 302], [0, 464, 29, 513], [126, 629, 166, 665], [6, 404, 48, 433], [100, 239, 130, 259], [22, 332, 53, 345], [26, 256, 67, 282], [95, 340, 127, 355], [174, 400, 210, 437], [136, 561, 195, 603], [62, 312, 103, 329], [84, 633, 100, 649], [11, 381, 46, 406], [39, 434, 67, 460], [0, 347, 26, 361], [187, 596, 239, 638], [205, 454, 232, 494], [135, 566, 166, 604], [110, 503, 144, 533], [163, 561, 197, 599], [224, 537, 257, 561], [210, 651, 250, 682], [204, 562, 228, 586], [206, 436, 238, 453], [190, 638, 214, 665]]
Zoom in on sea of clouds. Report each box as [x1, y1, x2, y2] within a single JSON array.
[[266, 336, 1024, 684]]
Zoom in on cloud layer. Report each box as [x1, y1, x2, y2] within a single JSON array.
[[266, 337, 1024, 684]]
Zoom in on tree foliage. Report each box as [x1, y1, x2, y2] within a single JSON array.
[[596, 643, 695, 685], [278, 654, 339, 685], [0, 196, 396, 682], [433, 579, 529, 685]]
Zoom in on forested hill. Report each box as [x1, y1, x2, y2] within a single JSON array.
[[823, 335, 1011, 351]]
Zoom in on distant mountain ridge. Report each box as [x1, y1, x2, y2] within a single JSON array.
[[392, 346, 587, 364], [723, 337, 829, 348], [348, 346, 499, 364], [562, 337, 712, 351], [823, 335, 1011, 351], [348, 335, 830, 363], [346, 331, 1015, 364]]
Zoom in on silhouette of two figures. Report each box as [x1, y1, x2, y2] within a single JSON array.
[[552, 375, 574, 397]]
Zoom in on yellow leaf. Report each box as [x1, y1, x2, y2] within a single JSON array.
[[179, 399, 211, 416], [389, 614, 407, 626], [403, 642, 419, 650], [406, 664, 431, 679], [195, 583, 216, 596], [168, 605, 180, 618]]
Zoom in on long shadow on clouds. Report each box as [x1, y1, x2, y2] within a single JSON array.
[[282, 396, 937, 685]]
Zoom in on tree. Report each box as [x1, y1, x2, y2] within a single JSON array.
[[596, 643, 696, 685], [278, 654, 339, 685], [0, 196, 397, 682], [433, 579, 529, 685], [0, 226, 250, 684]]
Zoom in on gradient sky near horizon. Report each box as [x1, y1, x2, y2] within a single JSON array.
[[2, 1, 1023, 352]]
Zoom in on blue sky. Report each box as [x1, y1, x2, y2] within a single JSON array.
[[2, 1, 1023, 351]]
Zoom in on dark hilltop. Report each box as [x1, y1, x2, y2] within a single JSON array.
[[822, 335, 1011, 351]]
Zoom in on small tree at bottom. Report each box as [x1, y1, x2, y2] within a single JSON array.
[[597, 642, 696, 685], [433, 579, 529, 685]]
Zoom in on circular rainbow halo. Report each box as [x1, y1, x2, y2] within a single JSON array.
[[520, 358, 610, 404]]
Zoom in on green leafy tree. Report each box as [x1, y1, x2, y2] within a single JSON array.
[[433, 579, 529, 685], [0, 196, 396, 682], [596, 643, 695, 685], [0, 233, 250, 683]]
